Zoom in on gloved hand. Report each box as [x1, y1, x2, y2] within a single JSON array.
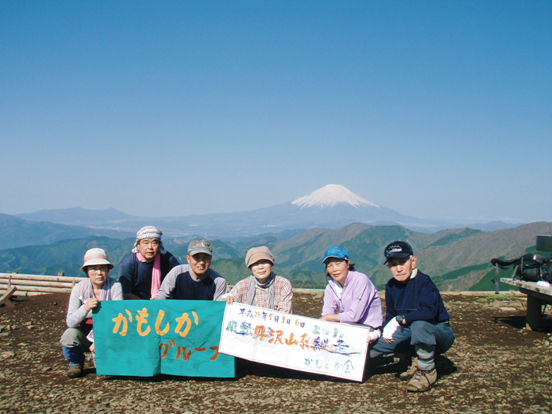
[[382, 317, 401, 340], [367, 329, 381, 343]]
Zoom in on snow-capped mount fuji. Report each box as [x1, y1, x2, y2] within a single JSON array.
[[144, 184, 444, 237], [291, 184, 380, 209], [17, 185, 450, 238]]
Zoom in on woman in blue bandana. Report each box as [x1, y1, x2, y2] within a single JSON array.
[[321, 246, 383, 343]]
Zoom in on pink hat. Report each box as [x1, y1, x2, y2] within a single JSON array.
[[80, 248, 114, 272]]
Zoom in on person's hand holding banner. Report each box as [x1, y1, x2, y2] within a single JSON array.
[[93, 300, 234, 378], [219, 303, 370, 381]]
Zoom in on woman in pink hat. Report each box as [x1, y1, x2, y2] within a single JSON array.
[[222, 246, 293, 313], [60, 248, 122, 379]]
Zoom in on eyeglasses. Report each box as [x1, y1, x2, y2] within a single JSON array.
[[140, 239, 160, 247]]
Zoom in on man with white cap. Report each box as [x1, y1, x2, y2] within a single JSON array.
[[118, 226, 180, 299], [153, 239, 227, 300]]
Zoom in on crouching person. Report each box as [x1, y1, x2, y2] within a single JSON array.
[[320, 246, 382, 341], [60, 248, 122, 378], [222, 246, 293, 313], [118, 226, 180, 300], [153, 239, 226, 301], [369, 241, 454, 392]]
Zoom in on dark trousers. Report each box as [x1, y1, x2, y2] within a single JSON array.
[[369, 320, 454, 370]]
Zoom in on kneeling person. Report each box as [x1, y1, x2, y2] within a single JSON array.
[[320, 246, 382, 342], [118, 226, 180, 299], [60, 248, 122, 378], [153, 239, 227, 300], [222, 246, 293, 313], [370, 241, 455, 392]]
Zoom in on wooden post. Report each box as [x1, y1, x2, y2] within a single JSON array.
[[58, 272, 64, 276], [526, 295, 544, 331], [9, 271, 17, 287], [0, 286, 17, 307]]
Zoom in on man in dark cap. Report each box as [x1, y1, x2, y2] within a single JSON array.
[[369, 241, 455, 392], [118, 226, 180, 299]]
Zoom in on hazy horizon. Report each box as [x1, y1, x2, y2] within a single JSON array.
[[11, 183, 528, 226], [1, 2, 551, 223]]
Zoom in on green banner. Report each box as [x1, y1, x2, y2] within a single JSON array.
[[92, 300, 234, 377]]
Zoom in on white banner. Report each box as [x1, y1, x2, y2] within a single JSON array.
[[219, 303, 369, 382]]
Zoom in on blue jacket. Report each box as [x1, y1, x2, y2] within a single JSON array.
[[118, 251, 180, 299], [384, 270, 449, 326]]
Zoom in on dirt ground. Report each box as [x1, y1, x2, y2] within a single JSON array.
[[1, 291, 551, 414]]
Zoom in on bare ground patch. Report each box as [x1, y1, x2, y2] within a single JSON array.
[[0, 292, 551, 413]]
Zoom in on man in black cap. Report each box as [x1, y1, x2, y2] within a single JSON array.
[[369, 241, 454, 392]]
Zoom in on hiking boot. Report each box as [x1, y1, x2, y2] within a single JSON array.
[[399, 357, 419, 380], [406, 368, 437, 392], [67, 365, 83, 379]]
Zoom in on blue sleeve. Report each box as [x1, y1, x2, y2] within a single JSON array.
[[169, 254, 180, 268], [404, 275, 440, 324], [117, 254, 134, 294], [384, 283, 397, 325]]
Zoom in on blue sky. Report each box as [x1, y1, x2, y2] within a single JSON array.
[[1, 1, 551, 223]]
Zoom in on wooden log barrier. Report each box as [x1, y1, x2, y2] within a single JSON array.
[[0, 279, 78, 288], [0, 272, 84, 297]]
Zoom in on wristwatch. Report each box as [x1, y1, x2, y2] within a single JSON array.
[[396, 315, 405, 325]]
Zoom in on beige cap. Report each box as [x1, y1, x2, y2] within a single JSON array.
[[245, 246, 275, 268], [80, 248, 114, 272]]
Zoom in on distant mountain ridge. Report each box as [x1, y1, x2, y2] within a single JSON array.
[[17, 207, 137, 226], [14, 185, 467, 238], [0, 213, 132, 249], [1, 220, 549, 291]]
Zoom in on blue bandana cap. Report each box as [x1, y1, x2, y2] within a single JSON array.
[[323, 246, 349, 263]]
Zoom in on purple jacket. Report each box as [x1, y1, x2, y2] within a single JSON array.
[[322, 270, 383, 329]]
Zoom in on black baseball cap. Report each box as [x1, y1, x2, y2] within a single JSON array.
[[384, 241, 414, 264]]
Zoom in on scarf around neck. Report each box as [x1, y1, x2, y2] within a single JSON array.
[[246, 271, 276, 310], [136, 252, 162, 298], [80, 277, 115, 303]]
